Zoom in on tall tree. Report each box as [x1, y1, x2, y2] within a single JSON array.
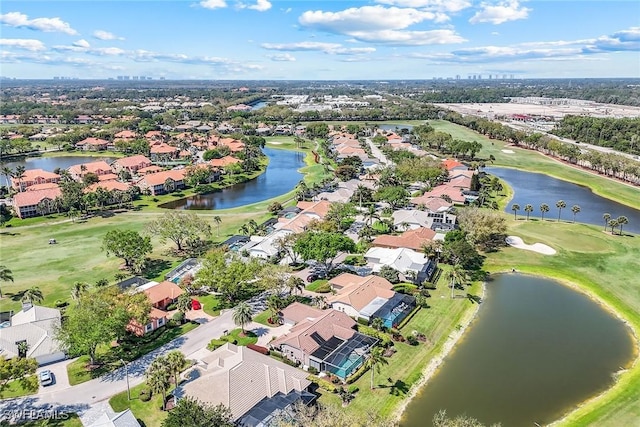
[[12, 165, 26, 192], [571, 205, 581, 223], [603, 213, 611, 231], [0, 356, 38, 398], [22, 286, 44, 305], [540, 203, 550, 221], [161, 397, 234, 427], [616, 216, 629, 235], [365, 346, 388, 390], [524, 204, 533, 221], [213, 216, 222, 237], [70, 281, 89, 300], [147, 212, 212, 252], [0, 265, 13, 299], [102, 229, 152, 273], [556, 200, 566, 222], [165, 350, 187, 386], [293, 231, 356, 272], [511, 203, 520, 220], [146, 357, 171, 411], [232, 302, 253, 334]]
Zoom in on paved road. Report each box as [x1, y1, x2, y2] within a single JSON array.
[[0, 309, 252, 419], [366, 137, 392, 166]]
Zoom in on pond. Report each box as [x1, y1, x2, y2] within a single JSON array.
[[401, 274, 635, 426], [0, 155, 115, 186], [378, 123, 414, 132], [485, 166, 640, 234], [161, 147, 304, 210]]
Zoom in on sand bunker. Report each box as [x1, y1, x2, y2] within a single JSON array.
[[268, 141, 283, 145], [501, 149, 515, 154], [506, 236, 556, 255]]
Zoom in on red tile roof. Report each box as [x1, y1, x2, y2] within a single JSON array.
[[68, 161, 112, 176], [143, 281, 184, 305], [209, 156, 241, 168], [372, 227, 436, 251], [442, 159, 466, 171], [114, 155, 152, 168], [13, 187, 62, 208], [85, 181, 130, 192], [138, 169, 185, 186]]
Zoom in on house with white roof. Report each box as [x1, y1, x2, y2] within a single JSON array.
[[0, 304, 65, 365], [364, 247, 437, 284]]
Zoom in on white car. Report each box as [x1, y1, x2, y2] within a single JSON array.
[[39, 370, 53, 386]]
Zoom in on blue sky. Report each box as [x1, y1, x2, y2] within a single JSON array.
[[1, 1, 639, 80]]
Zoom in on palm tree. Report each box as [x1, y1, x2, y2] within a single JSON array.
[[22, 286, 44, 304], [616, 216, 629, 235], [145, 358, 171, 411], [213, 216, 222, 237], [556, 200, 566, 222], [0, 265, 13, 298], [445, 264, 464, 299], [165, 350, 187, 386], [176, 293, 192, 316], [608, 219, 619, 234], [311, 295, 327, 309], [70, 281, 89, 300], [1, 166, 13, 188], [365, 346, 388, 390], [603, 213, 611, 231], [232, 302, 253, 335], [524, 204, 533, 221], [399, 221, 411, 232], [16, 341, 29, 358], [511, 203, 520, 220], [239, 224, 250, 236], [286, 276, 305, 295], [12, 166, 26, 192], [571, 205, 581, 223], [540, 203, 550, 221], [363, 205, 379, 226], [248, 219, 258, 234]]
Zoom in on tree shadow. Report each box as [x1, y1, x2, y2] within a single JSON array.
[[388, 379, 409, 396], [466, 293, 482, 304], [143, 259, 172, 279]]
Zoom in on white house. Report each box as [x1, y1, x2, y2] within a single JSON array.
[[364, 247, 437, 283], [0, 304, 66, 365]]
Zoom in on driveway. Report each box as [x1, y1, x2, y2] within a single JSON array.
[[36, 359, 74, 394]]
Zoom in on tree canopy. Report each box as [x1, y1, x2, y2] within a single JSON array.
[[102, 229, 152, 273], [146, 211, 212, 252], [293, 231, 356, 271], [162, 397, 234, 427]]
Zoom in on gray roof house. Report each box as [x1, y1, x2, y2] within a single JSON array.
[[175, 343, 313, 426], [85, 409, 141, 427], [0, 304, 66, 365]]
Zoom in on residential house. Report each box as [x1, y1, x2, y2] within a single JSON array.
[[269, 308, 377, 379], [76, 137, 109, 151], [175, 343, 313, 425], [372, 227, 437, 251], [0, 304, 66, 365], [327, 273, 416, 329], [84, 408, 141, 427], [280, 302, 324, 326], [112, 155, 152, 175], [393, 208, 457, 231], [12, 186, 62, 218], [418, 184, 468, 205], [149, 143, 179, 162], [364, 246, 437, 283], [442, 159, 468, 172], [135, 169, 186, 195], [114, 130, 137, 141], [127, 281, 184, 336], [11, 169, 60, 192], [68, 161, 113, 180]]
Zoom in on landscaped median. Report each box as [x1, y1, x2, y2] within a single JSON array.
[[67, 321, 198, 386]]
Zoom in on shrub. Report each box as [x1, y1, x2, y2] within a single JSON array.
[[307, 366, 318, 375], [54, 299, 67, 308], [139, 389, 151, 402], [166, 302, 177, 311], [315, 283, 332, 293], [406, 335, 419, 346], [247, 344, 269, 355], [348, 385, 359, 394], [172, 311, 185, 324], [207, 338, 226, 351], [356, 317, 369, 326]]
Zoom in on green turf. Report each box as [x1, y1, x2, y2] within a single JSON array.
[[0, 376, 38, 399], [252, 310, 273, 326], [110, 381, 170, 427], [306, 279, 329, 292], [197, 294, 226, 317]]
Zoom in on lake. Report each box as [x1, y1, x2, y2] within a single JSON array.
[[0, 155, 116, 186], [161, 147, 304, 210], [485, 166, 640, 234], [401, 274, 635, 426]]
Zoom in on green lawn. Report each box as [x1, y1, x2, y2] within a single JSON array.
[[252, 309, 273, 326], [197, 293, 226, 317], [6, 414, 83, 427], [67, 322, 198, 385], [0, 376, 38, 399], [227, 328, 258, 346], [306, 279, 329, 292], [484, 219, 640, 427], [110, 381, 170, 427]]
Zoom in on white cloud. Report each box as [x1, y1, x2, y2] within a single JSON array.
[[375, 0, 471, 13], [73, 39, 90, 48], [0, 12, 77, 35], [93, 30, 124, 41], [299, 6, 444, 33], [261, 41, 377, 55], [199, 0, 227, 9], [470, 1, 530, 25], [0, 38, 46, 51], [268, 53, 296, 61], [349, 29, 466, 45], [248, 0, 272, 11]]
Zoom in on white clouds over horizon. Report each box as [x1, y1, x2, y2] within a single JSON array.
[[470, 1, 531, 25], [199, 0, 228, 9], [0, 38, 46, 51], [0, 12, 78, 35], [261, 41, 376, 55]]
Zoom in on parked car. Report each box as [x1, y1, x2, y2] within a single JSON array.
[[191, 299, 201, 310], [39, 370, 53, 386]]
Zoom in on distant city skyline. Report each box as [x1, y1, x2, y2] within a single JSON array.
[[1, 1, 639, 80]]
